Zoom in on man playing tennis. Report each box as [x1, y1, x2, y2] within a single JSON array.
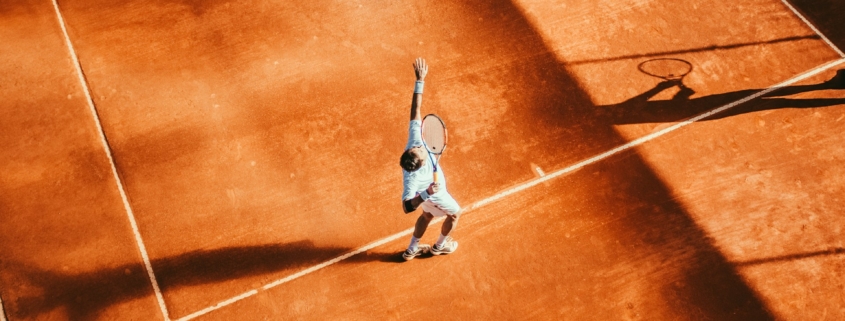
[[399, 58, 462, 261]]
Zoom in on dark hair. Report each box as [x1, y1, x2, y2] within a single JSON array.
[[400, 149, 422, 172]]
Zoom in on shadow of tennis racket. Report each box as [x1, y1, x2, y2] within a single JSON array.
[[638, 58, 696, 100]]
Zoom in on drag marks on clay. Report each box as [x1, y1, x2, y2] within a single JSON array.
[[177, 58, 845, 320]]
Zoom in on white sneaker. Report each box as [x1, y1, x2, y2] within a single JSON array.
[[402, 244, 431, 261], [431, 237, 458, 255]]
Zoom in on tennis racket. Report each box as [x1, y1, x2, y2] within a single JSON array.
[[637, 58, 693, 81], [421, 114, 447, 183]]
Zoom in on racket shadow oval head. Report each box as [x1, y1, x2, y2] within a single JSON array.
[[421, 114, 447, 183], [638, 58, 693, 82]]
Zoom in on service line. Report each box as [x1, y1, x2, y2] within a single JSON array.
[[780, 0, 845, 57], [177, 57, 845, 320], [50, 1, 171, 320]]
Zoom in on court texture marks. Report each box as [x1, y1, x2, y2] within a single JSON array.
[[1, 0, 844, 320]]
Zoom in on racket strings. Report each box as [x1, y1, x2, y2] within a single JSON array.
[[422, 117, 446, 153]]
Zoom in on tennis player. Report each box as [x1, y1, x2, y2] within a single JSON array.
[[399, 58, 462, 261]]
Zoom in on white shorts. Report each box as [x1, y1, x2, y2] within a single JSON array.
[[421, 191, 461, 217]]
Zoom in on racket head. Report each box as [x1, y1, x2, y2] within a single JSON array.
[[637, 58, 693, 81], [421, 114, 447, 155]]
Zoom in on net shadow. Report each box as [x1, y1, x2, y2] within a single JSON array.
[[734, 247, 845, 267], [567, 35, 822, 66]]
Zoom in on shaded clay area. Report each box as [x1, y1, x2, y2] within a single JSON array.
[[1, 0, 842, 320]]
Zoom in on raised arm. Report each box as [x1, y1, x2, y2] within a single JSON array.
[[409, 58, 428, 121]]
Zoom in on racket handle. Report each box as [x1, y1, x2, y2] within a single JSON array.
[[433, 167, 439, 183]]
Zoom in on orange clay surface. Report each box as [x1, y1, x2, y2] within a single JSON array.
[[1, 0, 844, 320]]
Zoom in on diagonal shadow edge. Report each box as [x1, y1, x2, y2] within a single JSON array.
[[179, 58, 844, 321], [787, 0, 845, 57], [175, 2, 845, 320], [781, 0, 845, 58], [507, 1, 843, 318], [32, 0, 843, 320]]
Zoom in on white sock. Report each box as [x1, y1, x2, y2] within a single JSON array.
[[435, 234, 448, 247], [408, 236, 421, 251]]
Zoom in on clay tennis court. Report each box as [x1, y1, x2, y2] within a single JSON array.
[[2, 0, 844, 320]]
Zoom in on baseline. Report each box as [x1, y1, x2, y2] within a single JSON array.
[[780, 0, 845, 57], [176, 58, 845, 321], [50, 1, 171, 320]]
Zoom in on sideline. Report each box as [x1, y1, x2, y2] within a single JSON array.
[[49, 1, 171, 320], [177, 57, 845, 321], [780, 0, 845, 57], [1, 294, 7, 321]]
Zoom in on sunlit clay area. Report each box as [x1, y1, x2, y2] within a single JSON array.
[[1, 0, 844, 320]]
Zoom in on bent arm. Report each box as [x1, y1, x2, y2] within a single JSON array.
[[401, 182, 440, 214], [402, 194, 425, 213], [621, 80, 678, 105]]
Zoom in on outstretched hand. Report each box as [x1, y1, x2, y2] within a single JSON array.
[[656, 79, 680, 89], [414, 57, 428, 80], [673, 84, 696, 100]]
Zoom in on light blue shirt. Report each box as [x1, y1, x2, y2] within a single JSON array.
[[402, 120, 446, 201]]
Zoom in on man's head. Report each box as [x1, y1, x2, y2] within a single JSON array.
[[400, 146, 427, 172]]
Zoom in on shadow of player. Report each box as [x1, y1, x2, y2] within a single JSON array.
[[601, 69, 845, 125], [4, 241, 360, 320]]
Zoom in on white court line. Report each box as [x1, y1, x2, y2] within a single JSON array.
[[50, 1, 171, 320], [780, 0, 845, 57], [178, 290, 258, 321], [0, 294, 7, 321], [177, 58, 845, 321]]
